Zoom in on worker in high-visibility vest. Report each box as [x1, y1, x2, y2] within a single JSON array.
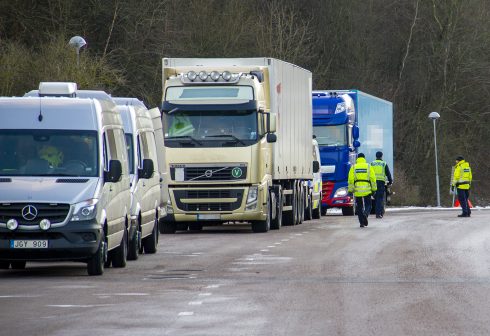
[[451, 156, 472, 217], [168, 113, 195, 137], [348, 153, 377, 227], [371, 151, 393, 218]]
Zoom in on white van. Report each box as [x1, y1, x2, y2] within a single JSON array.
[[0, 82, 131, 275], [114, 97, 162, 260]]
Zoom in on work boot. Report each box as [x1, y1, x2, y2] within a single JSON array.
[[457, 214, 468, 217], [364, 218, 368, 227]]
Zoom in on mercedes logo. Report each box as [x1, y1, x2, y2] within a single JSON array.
[[21, 205, 38, 221], [204, 170, 213, 178]]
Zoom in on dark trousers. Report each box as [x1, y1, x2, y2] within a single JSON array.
[[355, 195, 372, 225], [375, 181, 386, 216], [457, 188, 471, 216]]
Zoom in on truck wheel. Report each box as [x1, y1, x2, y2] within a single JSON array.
[[252, 192, 271, 233], [87, 231, 106, 276], [304, 193, 313, 221], [297, 184, 304, 224], [10, 261, 26, 269], [0, 261, 10, 269], [161, 221, 177, 234], [342, 206, 355, 216], [143, 217, 159, 254], [270, 190, 283, 230], [127, 224, 140, 261], [111, 228, 128, 268], [283, 187, 296, 226]]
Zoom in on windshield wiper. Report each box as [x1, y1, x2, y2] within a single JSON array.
[[166, 135, 202, 145], [204, 134, 246, 145]]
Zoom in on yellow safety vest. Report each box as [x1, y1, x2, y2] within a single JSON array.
[[348, 158, 377, 197], [169, 114, 195, 137], [452, 160, 472, 190], [371, 159, 386, 181]]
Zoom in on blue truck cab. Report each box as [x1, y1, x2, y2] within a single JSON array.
[[312, 90, 393, 215]]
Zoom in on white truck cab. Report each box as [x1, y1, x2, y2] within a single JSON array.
[[0, 82, 131, 275]]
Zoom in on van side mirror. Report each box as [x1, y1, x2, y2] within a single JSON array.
[[266, 133, 277, 143], [313, 160, 320, 173], [104, 160, 122, 183], [138, 159, 154, 179], [353, 140, 361, 148]]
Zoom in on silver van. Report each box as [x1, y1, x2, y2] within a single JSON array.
[[114, 98, 163, 260], [0, 82, 131, 275]]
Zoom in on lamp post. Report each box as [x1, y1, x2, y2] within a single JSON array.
[[428, 111, 441, 207], [68, 36, 87, 67]]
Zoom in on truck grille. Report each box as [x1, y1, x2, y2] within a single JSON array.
[[173, 189, 244, 212], [0, 203, 70, 226], [170, 165, 247, 182]]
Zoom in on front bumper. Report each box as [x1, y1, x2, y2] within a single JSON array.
[[0, 219, 102, 261]]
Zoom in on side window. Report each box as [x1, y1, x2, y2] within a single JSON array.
[[144, 132, 157, 162], [347, 125, 353, 147], [103, 133, 109, 170], [258, 113, 266, 137], [105, 129, 119, 160]]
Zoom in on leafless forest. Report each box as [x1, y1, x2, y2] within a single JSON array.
[[1, 0, 489, 205]]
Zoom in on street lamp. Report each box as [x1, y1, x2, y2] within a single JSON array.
[[428, 111, 441, 207], [68, 36, 87, 67]]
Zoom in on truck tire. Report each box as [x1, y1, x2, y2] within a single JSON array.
[[312, 194, 321, 219], [127, 224, 140, 261], [161, 221, 177, 234], [342, 206, 355, 216], [143, 217, 159, 254], [270, 190, 283, 230], [297, 184, 304, 225], [252, 192, 271, 233], [10, 261, 26, 269], [87, 231, 106, 276], [283, 187, 296, 226], [304, 192, 313, 221], [111, 228, 128, 268]]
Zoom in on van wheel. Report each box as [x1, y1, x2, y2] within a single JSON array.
[[127, 226, 140, 261], [143, 218, 158, 254], [0, 261, 10, 269], [270, 190, 282, 230], [304, 193, 313, 221], [252, 192, 271, 233], [87, 232, 106, 276], [111, 228, 128, 268], [10, 261, 26, 269]]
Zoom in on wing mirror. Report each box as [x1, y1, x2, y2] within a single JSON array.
[[266, 133, 277, 143], [104, 160, 122, 183], [313, 160, 320, 173], [138, 159, 154, 179]]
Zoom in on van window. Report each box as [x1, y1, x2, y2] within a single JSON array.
[[105, 129, 119, 160], [125, 133, 134, 174]]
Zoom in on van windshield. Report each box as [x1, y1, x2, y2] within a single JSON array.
[[0, 130, 98, 177]]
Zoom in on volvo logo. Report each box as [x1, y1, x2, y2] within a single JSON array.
[[204, 170, 213, 178], [21, 205, 38, 221]]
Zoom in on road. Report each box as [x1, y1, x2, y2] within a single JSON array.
[[1, 209, 489, 336]]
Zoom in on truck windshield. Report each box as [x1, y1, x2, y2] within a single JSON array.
[[0, 130, 99, 177], [313, 125, 347, 146], [163, 110, 258, 147]]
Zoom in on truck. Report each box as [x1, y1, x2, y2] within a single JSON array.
[[159, 58, 317, 233], [312, 90, 393, 216]]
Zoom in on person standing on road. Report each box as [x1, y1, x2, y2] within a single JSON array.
[[348, 153, 377, 227], [452, 156, 472, 217], [371, 151, 393, 218]]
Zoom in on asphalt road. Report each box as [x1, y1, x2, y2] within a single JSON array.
[[1, 209, 489, 336]]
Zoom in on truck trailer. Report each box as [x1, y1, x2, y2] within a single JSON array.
[[160, 58, 316, 233], [312, 90, 393, 215]]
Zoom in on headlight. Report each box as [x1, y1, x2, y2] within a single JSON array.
[[71, 199, 98, 221], [333, 187, 348, 198], [210, 71, 220, 81], [166, 199, 174, 214], [222, 71, 232, 81], [198, 71, 208, 81], [187, 71, 197, 81], [7, 219, 18, 231], [39, 219, 51, 230], [246, 186, 258, 211]]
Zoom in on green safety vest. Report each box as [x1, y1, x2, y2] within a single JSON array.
[[371, 159, 386, 181], [169, 114, 195, 136]]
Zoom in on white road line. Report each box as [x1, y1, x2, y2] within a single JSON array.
[[188, 301, 203, 305], [0, 295, 42, 298], [295, 233, 303, 236], [205, 284, 221, 289], [260, 249, 269, 252], [94, 293, 148, 296], [178, 312, 194, 316], [199, 293, 212, 297], [281, 239, 289, 242], [46, 304, 114, 308], [267, 245, 276, 248], [274, 242, 282, 245]]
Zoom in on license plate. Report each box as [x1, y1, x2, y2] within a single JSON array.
[[197, 214, 220, 220], [10, 240, 48, 249]]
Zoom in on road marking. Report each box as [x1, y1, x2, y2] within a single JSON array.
[[260, 249, 269, 252], [295, 233, 303, 236], [188, 301, 202, 305], [302, 231, 309, 234], [46, 304, 114, 308], [178, 312, 194, 316], [274, 242, 282, 245], [205, 284, 221, 289], [0, 295, 42, 298], [94, 293, 148, 296], [281, 239, 289, 242], [199, 293, 212, 297], [267, 245, 276, 248]]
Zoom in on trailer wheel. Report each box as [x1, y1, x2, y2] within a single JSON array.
[[297, 184, 304, 224], [252, 192, 271, 233]]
